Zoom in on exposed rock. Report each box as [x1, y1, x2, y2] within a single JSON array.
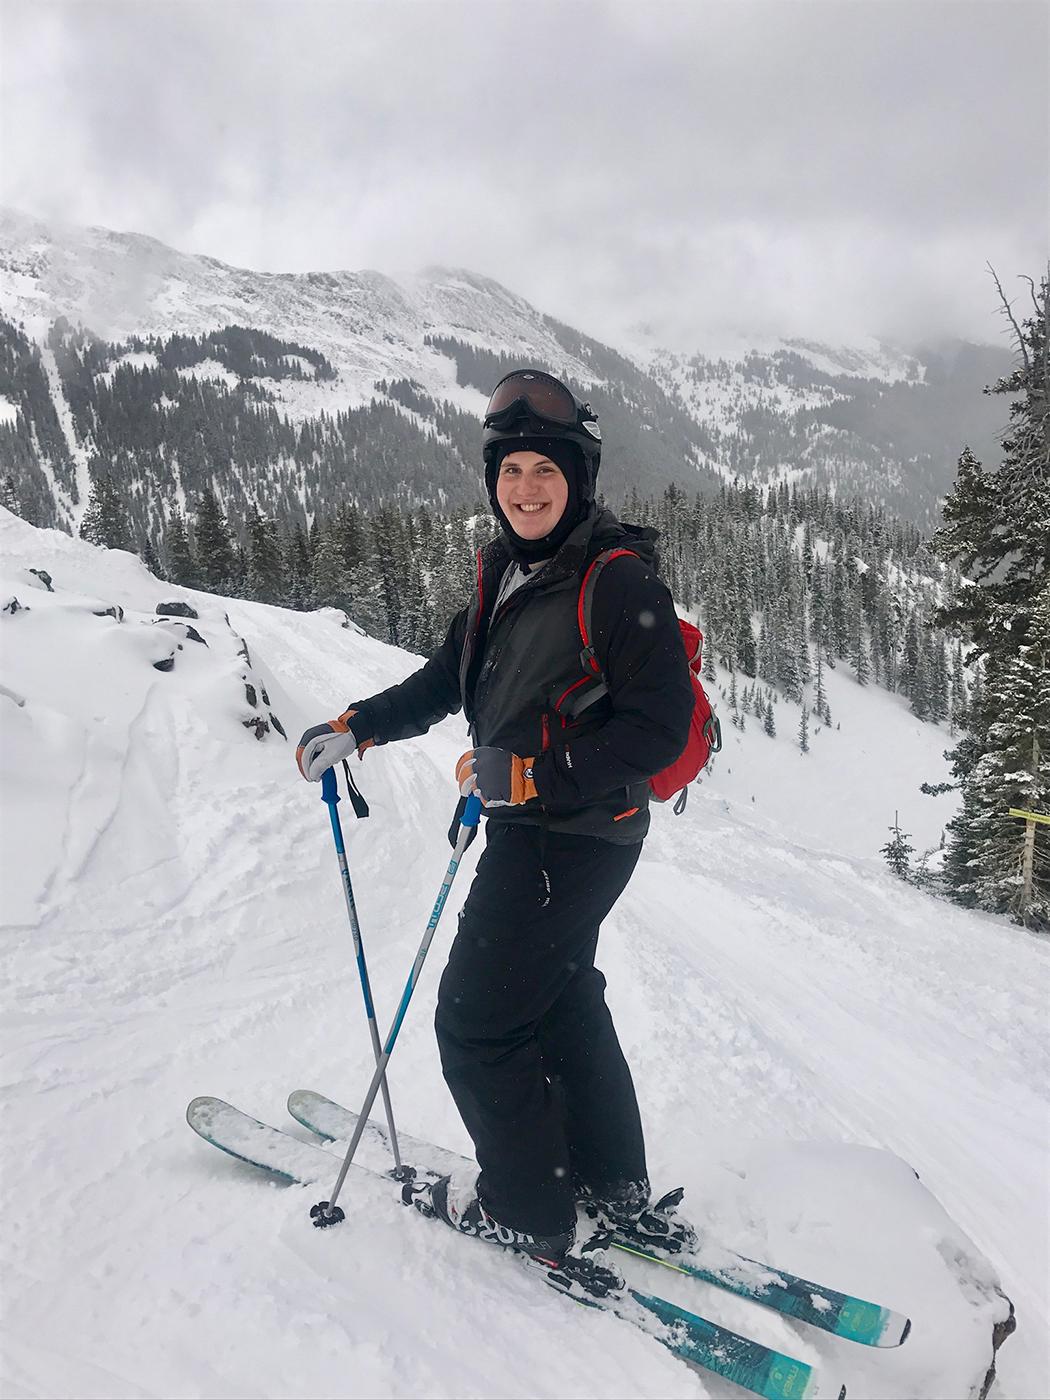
[[152, 654, 175, 672], [242, 715, 270, 740], [93, 604, 124, 622], [3, 596, 26, 615], [260, 685, 270, 705], [156, 600, 198, 619], [244, 682, 258, 708], [978, 1301, 1017, 1399], [28, 568, 54, 592], [268, 712, 287, 739], [154, 618, 207, 645]]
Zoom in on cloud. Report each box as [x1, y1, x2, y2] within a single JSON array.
[[2, 0, 1046, 350]]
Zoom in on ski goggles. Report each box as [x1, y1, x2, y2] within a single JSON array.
[[484, 370, 579, 428]]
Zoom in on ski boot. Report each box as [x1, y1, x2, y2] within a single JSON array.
[[403, 1174, 624, 1300], [579, 1181, 699, 1257]]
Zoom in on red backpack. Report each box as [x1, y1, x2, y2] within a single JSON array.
[[554, 548, 722, 814]]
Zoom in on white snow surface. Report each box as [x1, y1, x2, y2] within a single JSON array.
[[2, 510, 1047, 1400], [173, 358, 241, 389]]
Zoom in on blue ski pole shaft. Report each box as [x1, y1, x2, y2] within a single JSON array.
[[316, 794, 482, 1220], [320, 767, 403, 1175]]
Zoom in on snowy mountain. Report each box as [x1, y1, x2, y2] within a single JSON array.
[[3, 508, 1044, 1399], [0, 207, 1012, 539]]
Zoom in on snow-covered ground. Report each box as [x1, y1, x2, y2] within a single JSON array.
[[2, 509, 1047, 1400]]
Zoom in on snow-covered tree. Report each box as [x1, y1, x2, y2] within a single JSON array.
[[881, 812, 915, 880], [932, 273, 1050, 927]]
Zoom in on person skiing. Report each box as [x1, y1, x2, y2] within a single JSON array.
[[296, 368, 695, 1269]]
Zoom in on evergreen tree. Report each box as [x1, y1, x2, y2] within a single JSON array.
[[798, 704, 810, 755], [370, 506, 408, 645], [1, 474, 21, 516], [230, 543, 248, 597], [311, 521, 352, 612], [763, 696, 776, 738], [80, 474, 129, 550], [334, 502, 365, 573], [347, 544, 386, 635], [247, 504, 286, 605], [702, 628, 717, 683], [950, 644, 970, 732], [167, 507, 198, 588], [932, 274, 1050, 924], [141, 536, 163, 579], [849, 587, 869, 685], [194, 488, 235, 592], [401, 555, 435, 655], [814, 648, 829, 724], [881, 812, 915, 880], [285, 521, 312, 609], [960, 587, 1049, 925]]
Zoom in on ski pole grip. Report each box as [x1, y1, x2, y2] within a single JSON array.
[[321, 767, 339, 806], [462, 793, 482, 828]]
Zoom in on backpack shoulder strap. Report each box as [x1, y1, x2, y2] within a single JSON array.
[[561, 548, 639, 718], [577, 547, 640, 675]]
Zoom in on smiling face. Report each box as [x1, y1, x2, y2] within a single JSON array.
[[495, 450, 569, 541]]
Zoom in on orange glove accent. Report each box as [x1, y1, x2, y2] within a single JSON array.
[[337, 708, 374, 756], [456, 748, 538, 807]]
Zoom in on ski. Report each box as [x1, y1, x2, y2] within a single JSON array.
[[187, 1096, 843, 1400], [287, 1088, 909, 1350]]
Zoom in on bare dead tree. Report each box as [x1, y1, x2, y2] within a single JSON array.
[[986, 262, 1030, 372]]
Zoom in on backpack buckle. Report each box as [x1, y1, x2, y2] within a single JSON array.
[[579, 644, 601, 676]]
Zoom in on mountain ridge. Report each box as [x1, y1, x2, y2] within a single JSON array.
[[0, 206, 1015, 535]]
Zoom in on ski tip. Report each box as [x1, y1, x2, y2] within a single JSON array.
[[871, 1309, 912, 1347], [186, 1095, 223, 1126]]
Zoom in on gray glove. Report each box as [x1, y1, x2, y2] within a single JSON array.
[[296, 708, 373, 781]]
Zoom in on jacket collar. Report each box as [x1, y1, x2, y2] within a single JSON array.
[[480, 506, 652, 596]]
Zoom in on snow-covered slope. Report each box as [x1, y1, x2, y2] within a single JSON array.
[[2, 511, 1045, 1399]]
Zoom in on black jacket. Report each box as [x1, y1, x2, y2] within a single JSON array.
[[349, 507, 694, 843]]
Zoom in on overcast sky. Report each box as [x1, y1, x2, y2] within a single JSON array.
[[2, 1, 1046, 352]]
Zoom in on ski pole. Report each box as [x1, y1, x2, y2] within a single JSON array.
[[311, 792, 482, 1227], [320, 765, 404, 1177]]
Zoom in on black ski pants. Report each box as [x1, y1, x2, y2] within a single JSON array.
[[434, 822, 647, 1237]]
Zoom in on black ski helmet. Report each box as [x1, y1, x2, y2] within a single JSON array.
[[481, 369, 602, 497]]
